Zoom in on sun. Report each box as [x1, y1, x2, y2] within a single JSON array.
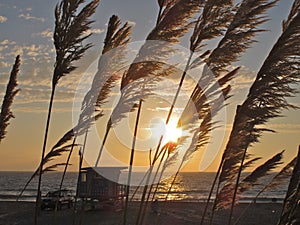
[[164, 120, 182, 144], [150, 118, 182, 145]]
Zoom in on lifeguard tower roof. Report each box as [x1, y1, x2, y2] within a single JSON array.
[[81, 167, 127, 181]]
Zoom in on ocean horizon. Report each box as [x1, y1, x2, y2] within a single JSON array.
[[0, 171, 287, 203]]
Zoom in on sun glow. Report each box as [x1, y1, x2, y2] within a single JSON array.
[[151, 118, 182, 145]]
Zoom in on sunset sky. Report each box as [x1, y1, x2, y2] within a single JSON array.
[[0, 0, 299, 172]]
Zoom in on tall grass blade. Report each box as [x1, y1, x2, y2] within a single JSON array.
[[197, 0, 280, 223], [138, 1, 236, 223], [17, 145, 73, 200], [0, 55, 20, 142], [93, 3, 205, 224], [215, 151, 283, 209], [278, 146, 300, 225], [123, 99, 143, 225], [233, 156, 297, 225], [35, 1, 99, 224], [215, 3, 300, 224], [53, 14, 132, 224], [59, 14, 132, 192], [109, 0, 203, 130]]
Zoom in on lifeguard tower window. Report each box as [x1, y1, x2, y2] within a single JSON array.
[[81, 173, 87, 183]]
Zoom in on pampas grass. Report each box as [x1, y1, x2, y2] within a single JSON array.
[[35, 1, 99, 224], [17, 145, 74, 200], [215, 151, 283, 210], [8, 0, 297, 224], [60, 13, 132, 188], [134, 1, 236, 223], [53, 0, 100, 85], [123, 1, 226, 223], [20, 12, 131, 223], [139, 0, 273, 222], [89, 2, 204, 223], [208, 0, 279, 75], [58, 14, 132, 224], [233, 155, 297, 225], [263, 157, 297, 193], [219, 2, 300, 195], [157, 67, 237, 225], [82, 14, 131, 114], [214, 2, 300, 224], [181, 0, 281, 223], [57, 15, 131, 225], [239, 151, 283, 192], [134, 1, 237, 224], [109, 0, 203, 130], [278, 146, 300, 225], [52, 14, 132, 223], [17, 116, 96, 199], [0, 55, 20, 142]]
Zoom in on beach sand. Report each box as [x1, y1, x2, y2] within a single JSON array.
[[0, 201, 283, 225]]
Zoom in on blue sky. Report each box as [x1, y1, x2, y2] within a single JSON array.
[[0, 0, 299, 171]]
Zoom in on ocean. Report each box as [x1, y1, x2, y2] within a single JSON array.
[[0, 172, 288, 203]]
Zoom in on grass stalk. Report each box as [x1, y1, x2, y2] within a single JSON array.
[[200, 162, 222, 225], [123, 99, 143, 225], [227, 147, 247, 225], [34, 1, 99, 223], [0, 55, 20, 142], [130, 169, 151, 201], [154, 160, 184, 225], [94, 124, 111, 166], [51, 136, 77, 225], [139, 150, 169, 225], [208, 181, 221, 225], [72, 130, 89, 225], [135, 53, 193, 225], [35, 85, 56, 225], [151, 151, 169, 201]]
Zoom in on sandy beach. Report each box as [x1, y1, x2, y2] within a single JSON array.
[[0, 201, 283, 225]]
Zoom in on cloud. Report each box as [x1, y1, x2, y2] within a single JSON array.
[[127, 21, 136, 26], [19, 7, 32, 12], [0, 15, 7, 23], [18, 13, 45, 22], [15, 106, 74, 113], [0, 43, 55, 87], [12, 87, 75, 104], [35, 28, 104, 41], [265, 123, 300, 133], [231, 66, 256, 89], [5, 44, 55, 59], [0, 45, 8, 52], [7, 80, 86, 113], [0, 45, 107, 113], [0, 61, 10, 68], [84, 28, 105, 36], [32, 29, 53, 40], [0, 39, 16, 45], [91, 28, 105, 34]]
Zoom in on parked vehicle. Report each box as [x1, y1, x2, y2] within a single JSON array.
[[41, 189, 74, 210]]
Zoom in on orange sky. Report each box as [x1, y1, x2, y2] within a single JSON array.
[[0, 0, 299, 173]]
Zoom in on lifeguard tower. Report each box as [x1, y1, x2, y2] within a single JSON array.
[[77, 167, 127, 210]]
